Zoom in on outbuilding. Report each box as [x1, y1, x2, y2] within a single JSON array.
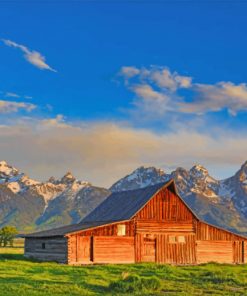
[[24, 180, 247, 264]]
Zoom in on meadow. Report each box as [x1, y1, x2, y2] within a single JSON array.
[[0, 241, 247, 295]]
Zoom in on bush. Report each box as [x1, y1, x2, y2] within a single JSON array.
[[109, 274, 161, 293], [0, 226, 18, 247]]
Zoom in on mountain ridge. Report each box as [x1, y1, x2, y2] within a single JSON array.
[[1, 160, 247, 235]]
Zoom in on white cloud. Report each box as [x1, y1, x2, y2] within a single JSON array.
[[0, 100, 36, 113], [120, 66, 140, 78], [131, 84, 173, 115], [24, 96, 33, 100], [5, 92, 21, 98], [2, 39, 57, 72], [180, 82, 247, 115], [149, 68, 192, 91], [0, 116, 246, 186], [120, 65, 247, 116]]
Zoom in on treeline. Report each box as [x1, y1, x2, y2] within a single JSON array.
[[0, 226, 18, 247]]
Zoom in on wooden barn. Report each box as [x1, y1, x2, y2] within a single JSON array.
[[24, 180, 247, 265]]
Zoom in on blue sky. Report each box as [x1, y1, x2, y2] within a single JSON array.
[[1, 1, 247, 186]]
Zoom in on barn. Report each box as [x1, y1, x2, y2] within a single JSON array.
[[24, 180, 247, 265]]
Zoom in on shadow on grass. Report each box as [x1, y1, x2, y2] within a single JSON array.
[[0, 253, 41, 263], [0, 253, 24, 261]]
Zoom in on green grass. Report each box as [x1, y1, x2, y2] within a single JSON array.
[[0, 247, 247, 295]]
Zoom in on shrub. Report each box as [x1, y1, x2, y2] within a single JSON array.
[[109, 274, 161, 293], [0, 226, 18, 247]]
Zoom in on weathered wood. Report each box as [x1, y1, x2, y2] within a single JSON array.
[[196, 241, 233, 264], [93, 236, 135, 263], [24, 237, 68, 263], [136, 188, 193, 222]]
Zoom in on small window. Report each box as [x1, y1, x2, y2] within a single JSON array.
[[177, 236, 186, 243], [117, 224, 126, 236], [168, 235, 176, 243], [42, 243, 46, 249]]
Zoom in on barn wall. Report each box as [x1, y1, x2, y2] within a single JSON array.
[[24, 237, 68, 263], [134, 187, 247, 265], [195, 222, 247, 264], [136, 187, 194, 222], [135, 233, 196, 264], [80, 221, 135, 237], [93, 236, 135, 263], [196, 222, 244, 241], [67, 221, 135, 264], [196, 241, 233, 264], [133, 187, 197, 264]]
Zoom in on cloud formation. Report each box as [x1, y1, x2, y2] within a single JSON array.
[[181, 82, 247, 115], [2, 39, 57, 72], [120, 66, 247, 116], [0, 116, 246, 187], [120, 66, 140, 78], [5, 92, 20, 98], [0, 100, 36, 113]]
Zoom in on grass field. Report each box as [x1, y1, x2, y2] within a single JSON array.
[[0, 244, 247, 295]]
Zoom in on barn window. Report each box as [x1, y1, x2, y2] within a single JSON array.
[[177, 236, 185, 243], [41, 243, 46, 249], [117, 224, 126, 236], [168, 235, 176, 243]]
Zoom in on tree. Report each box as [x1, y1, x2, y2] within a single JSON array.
[[0, 226, 18, 247]]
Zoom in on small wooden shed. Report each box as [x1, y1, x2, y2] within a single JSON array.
[[24, 180, 247, 265]]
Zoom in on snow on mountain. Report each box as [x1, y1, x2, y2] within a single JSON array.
[[110, 166, 169, 192], [0, 161, 109, 231], [2, 159, 247, 235], [110, 162, 247, 235], [0, 161, 90, 202]]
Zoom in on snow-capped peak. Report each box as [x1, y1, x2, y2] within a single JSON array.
[[110, 166, 169, 192], [189, 164, 209, 179], [0, 160, 19, 177], [61, 171, 76, 184]]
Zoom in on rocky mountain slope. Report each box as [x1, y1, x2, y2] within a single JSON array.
[[0, 161, 110, 231], [1, 160, 247, 235], [111, 163, 247, 234]]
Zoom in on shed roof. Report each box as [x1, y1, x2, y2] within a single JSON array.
[[24, 221, 109, 238]]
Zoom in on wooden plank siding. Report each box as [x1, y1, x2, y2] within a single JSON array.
[[79, 221, 135, 237], [133, 188, 197, 264], [244, 241, 247, 263], [93, 237, 135, 263], [133, 187, 247, 265], [195, 221, 244, 241], [196, 241, 233, 264], [24, 237, 68, 263], [135, 188, 194, 222], [135, 220, 195, 233], [67, 221, 135, 264]]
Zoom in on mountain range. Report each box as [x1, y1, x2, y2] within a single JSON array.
[[1, 160, 247, 235]]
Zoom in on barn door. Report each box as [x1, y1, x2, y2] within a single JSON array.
[[233, 241, 244, 264], [76, 236, 91, 263], [142, 238, 156, 262]]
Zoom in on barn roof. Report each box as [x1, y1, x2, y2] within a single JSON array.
[[24, 221, 110, 238]]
